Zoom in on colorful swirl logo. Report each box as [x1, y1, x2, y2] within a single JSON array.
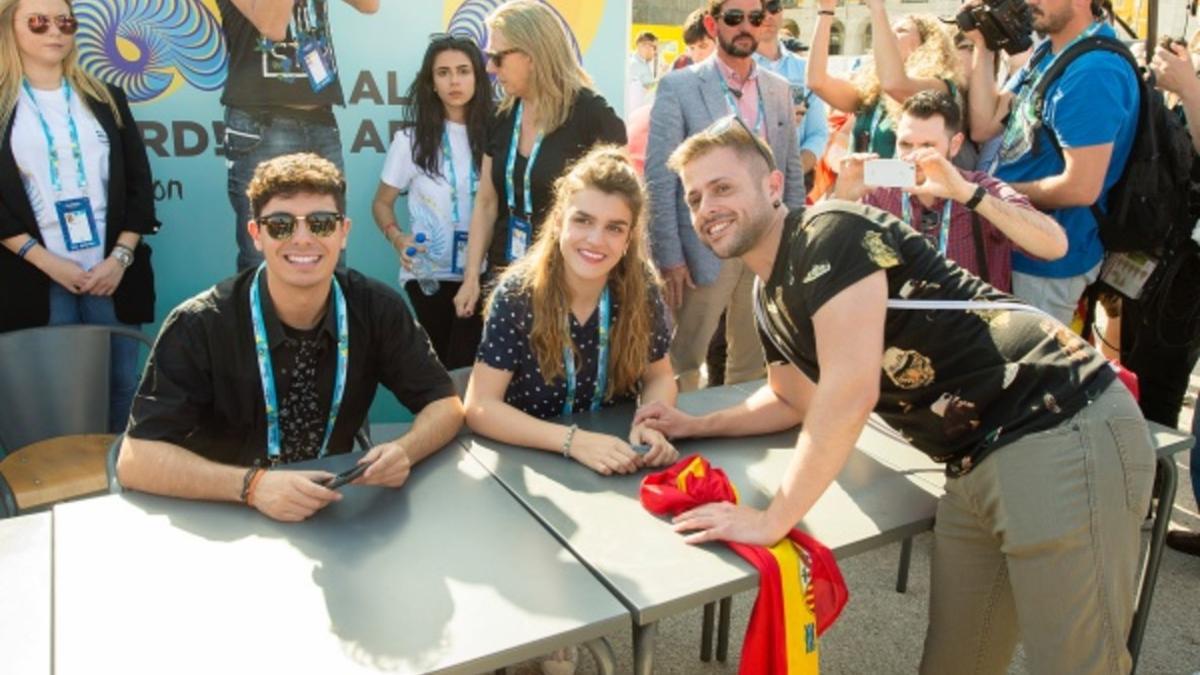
[[74, 0, 227, 104]]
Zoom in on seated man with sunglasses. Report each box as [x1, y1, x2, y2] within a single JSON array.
[[647, 0, 806, 392], [118, 154, 463, 522], [833, 91, 1066, 292]]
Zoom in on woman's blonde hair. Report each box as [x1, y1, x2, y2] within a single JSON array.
[[0, 0, 121, 131], [854, 14, 960, 116], [486, 145, 662, 401], [487, 0, 593, 133]]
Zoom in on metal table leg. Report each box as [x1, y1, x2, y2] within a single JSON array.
[[1128, 456, 1177, 674], [583, 637, 617, 675], [716, 595, 732, 662], [700, 601, 715, 661], [634, 621, 657, 675], [896, 536, 913, 594]]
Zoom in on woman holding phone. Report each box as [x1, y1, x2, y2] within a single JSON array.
[[464, 146, 677, 477]]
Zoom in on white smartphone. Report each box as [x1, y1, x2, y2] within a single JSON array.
[[864, 158, 916, 188]]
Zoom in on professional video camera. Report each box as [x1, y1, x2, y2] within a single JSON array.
[[955, 0, 1035, 54]]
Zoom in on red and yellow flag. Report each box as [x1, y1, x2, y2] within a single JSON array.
[[641, 455, 849, 674]]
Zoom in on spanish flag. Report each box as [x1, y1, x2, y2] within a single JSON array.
[[641, 455, 849, 674]]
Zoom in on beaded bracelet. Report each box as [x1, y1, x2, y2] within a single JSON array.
[[562, 424, 579, 459]]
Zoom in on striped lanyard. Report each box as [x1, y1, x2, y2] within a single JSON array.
[[249, 264, 349, 464], [442, 127, 478, 225], [505, 100, 544, 219], [21, 79, 88, 196], [868, 103, 887, 154], [722, 84, 767, 136], [562, 286, 611, 416], [901, 192, 956, 255]]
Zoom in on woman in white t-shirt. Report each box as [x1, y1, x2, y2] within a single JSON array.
[[372, 34, 492, 369], [0, 0, 160, 432]]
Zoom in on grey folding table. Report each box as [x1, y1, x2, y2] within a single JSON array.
[[0, 511, 51, 675], [52, 443, 628, 674], [463, 386, 943, 675]]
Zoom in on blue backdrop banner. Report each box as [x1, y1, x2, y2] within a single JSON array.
[[72, 0, 631, 423]]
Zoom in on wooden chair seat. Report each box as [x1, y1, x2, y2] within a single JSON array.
[[0, 434, 115, 512]]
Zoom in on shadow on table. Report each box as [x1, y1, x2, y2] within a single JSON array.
[[124, 447, 612, 672]]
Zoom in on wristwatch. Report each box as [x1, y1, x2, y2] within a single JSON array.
[[111, 244, 134, 268], [963, 185, 987, 211]]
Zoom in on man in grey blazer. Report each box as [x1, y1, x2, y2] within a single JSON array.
[[646, 0, 806, 391]]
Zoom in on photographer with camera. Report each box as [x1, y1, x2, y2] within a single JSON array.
[[834, 90, 1066, 292], [965, 0, 1138, 325]]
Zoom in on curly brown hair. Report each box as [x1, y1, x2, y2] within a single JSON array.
[[854, 14, 961, 116], [246, 153, 347, 218]]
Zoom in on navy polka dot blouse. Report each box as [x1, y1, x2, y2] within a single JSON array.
[[477, 281, 673, 419]]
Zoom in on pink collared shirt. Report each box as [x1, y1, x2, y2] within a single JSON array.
[[714, 56, 763, 133]]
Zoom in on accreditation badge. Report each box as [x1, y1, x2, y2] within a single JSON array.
[[55, 197, 101, 251], [507, 215, 531, 262], [299, 37, 336, 93], [452, 230, 468, 276]]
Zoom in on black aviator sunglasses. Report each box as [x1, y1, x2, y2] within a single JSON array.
[[716, 8, 767, 28], [484, 47, 522, 67]]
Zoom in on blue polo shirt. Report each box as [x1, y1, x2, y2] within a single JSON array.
[[995, 23, 1138, 278], [753, 43, 829, 160]]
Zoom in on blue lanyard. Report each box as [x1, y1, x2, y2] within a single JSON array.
[[562, 286, 610, 416], [505, 100, 544, 219], [722, 84, 767, 136], [442, 127, 478, 225], [249, 264, 349, 464], [901, 192, 956, 255], [21, 79, 88, 195], [868, 103, 887, 154]]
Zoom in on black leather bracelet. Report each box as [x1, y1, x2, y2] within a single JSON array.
[[818, 9, 835, 15], [964, 185, 987, 211]]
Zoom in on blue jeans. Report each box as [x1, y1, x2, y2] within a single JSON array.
[[224, 106, 345, 272], [47, 285, 141, 432], [1191, 404, 1199, 505]]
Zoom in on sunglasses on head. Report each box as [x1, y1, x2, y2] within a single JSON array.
[[484, 47, 521, 67], [711, 114, 776, 169], [26, 13, 78, 35], [258, 211, 344, 240], [765, 0, 784, 14], [717, 8, 767, 28]]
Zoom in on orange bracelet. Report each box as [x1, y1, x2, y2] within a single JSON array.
[[245, 468, 267, 507]]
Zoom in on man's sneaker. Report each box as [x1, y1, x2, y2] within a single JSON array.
[[1166, 530, 1200, 557]]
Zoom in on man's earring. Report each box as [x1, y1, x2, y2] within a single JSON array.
[[772, 199, 782, 208]]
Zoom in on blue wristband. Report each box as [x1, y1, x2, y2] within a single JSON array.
[[17, 239, 37, 259]]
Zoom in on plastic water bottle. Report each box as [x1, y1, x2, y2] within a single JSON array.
[[407, 233, 439, 296]]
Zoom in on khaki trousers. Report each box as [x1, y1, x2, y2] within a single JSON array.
[[669, 259, 765, 392], [920, 381, 1155, 675]]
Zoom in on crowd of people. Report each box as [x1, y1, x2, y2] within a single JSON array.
[[2, 0, 1199, 673]]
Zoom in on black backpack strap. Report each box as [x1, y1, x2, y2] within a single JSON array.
[[970, 211, 991, 285], [1031, 35, 1142, 223]]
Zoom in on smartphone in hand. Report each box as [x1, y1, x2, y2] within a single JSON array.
[[321, 461, 371, 490], [864, 158, 916, 188]]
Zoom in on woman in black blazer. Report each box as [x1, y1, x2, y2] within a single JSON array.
[[0, 0, 161, 432]]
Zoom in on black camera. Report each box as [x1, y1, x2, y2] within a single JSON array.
[[955, 0, 1035, 55]]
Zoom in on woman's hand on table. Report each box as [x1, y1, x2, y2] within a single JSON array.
[[629, 423, 678, 468]]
